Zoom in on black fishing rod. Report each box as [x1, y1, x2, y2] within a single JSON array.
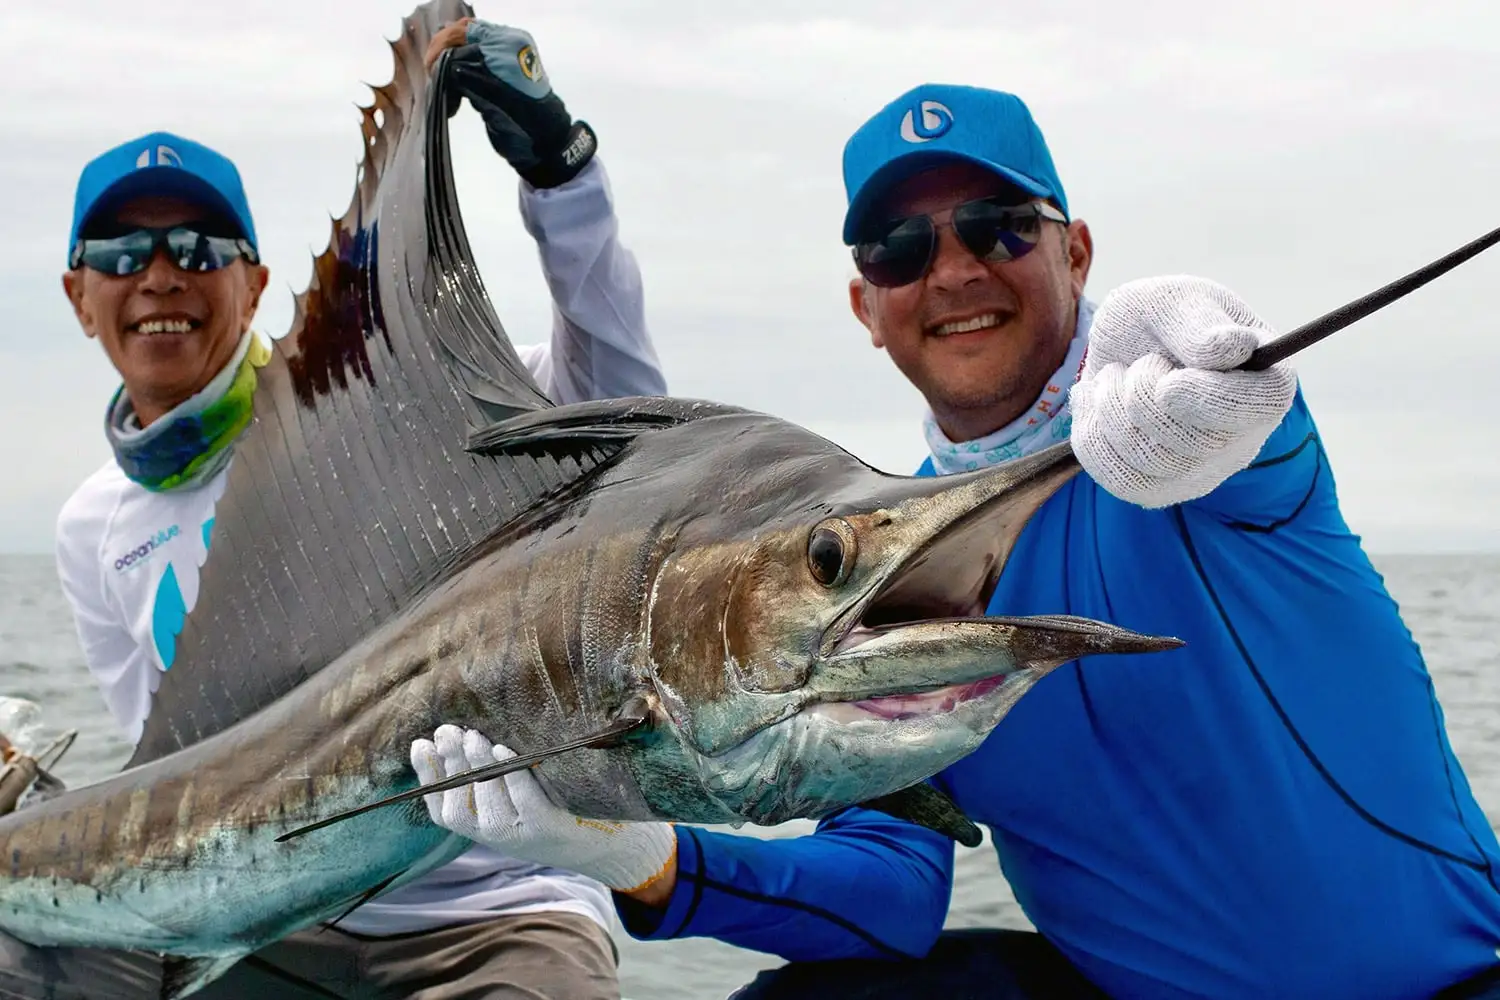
[[1240, 222, 1500, 371]]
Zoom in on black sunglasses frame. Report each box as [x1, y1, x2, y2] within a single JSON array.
[[852, 198, 1069, 288], [69, 225, 260, 276]]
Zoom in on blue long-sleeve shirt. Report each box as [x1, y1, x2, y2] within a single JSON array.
[[619, 389, 1500, 1000]]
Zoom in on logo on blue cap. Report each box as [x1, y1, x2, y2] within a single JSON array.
[[135, 144, 184, 170], [899, 100, 954, 144]]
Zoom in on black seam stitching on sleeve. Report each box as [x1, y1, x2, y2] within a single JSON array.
[[1073, 480, 1101, 733], [1246, 432, 1317, 470], [1173, 506, 1496, 877], [679, 870, 916, 959], [672, 828, 917, 960], [1426, 680, 1500, 895], [1223, 435, 1324, 534], [664, 827, 708, 939]]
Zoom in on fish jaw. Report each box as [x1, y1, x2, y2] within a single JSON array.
[[762, 670, 1048, 824], [635, 611, 1184, 825], [629, 662, 1051, 828], [633, 617, 1183, 827], [809, 614, 1186, 704], [694, 620, 1181, 825]]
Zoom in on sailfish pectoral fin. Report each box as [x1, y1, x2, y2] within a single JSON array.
[[274, 697, 651, 844], [858, 781, 984, 848]]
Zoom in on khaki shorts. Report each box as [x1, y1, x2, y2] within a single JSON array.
[[0, 910, 619, 1000]]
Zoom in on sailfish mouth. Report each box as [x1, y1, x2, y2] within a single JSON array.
[[834, 513, 1008, 654], [850, 673, 1012, 721], [809, 453, 1185, 717], [813, 500, 1030, 720], [820, 471, 1030, 662]]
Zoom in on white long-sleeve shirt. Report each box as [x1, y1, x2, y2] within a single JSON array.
[[53, 159, 665, 937]]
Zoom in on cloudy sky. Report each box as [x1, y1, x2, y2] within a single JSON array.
[[2, 0, 1498, 554]]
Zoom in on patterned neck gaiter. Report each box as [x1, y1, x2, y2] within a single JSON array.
[[106, 331, 271, 492], [922, 297, 1095, 475]]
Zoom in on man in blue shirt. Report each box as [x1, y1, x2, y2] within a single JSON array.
[[416, 84, 1500, 999]]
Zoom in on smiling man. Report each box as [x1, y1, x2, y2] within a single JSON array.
[[413, 84, 1500, 1000], [62, 148, 272, 493], [8, 16, 667, 1000]]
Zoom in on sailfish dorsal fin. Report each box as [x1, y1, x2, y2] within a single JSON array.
[[128, 0, 620, 766]]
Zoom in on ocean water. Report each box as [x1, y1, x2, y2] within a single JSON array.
[[1, 552, 1498, 999]]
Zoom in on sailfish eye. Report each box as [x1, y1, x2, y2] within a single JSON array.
[[807, 518, 857, 587]]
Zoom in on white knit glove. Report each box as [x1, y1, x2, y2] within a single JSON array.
[[1070, 276, 1299, 508], [411, 725, 677, 894]]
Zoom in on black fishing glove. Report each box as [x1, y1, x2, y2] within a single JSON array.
[[442, 21, 598, 189]]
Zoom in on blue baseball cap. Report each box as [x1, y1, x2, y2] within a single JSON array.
[[841, 84, 1068, 244], [67, 131, 258, 265]]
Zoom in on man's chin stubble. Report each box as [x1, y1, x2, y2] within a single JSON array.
[[932, 370, 1055, 438]]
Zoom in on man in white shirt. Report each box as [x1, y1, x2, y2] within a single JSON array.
[[0, 16, 664, 1000]]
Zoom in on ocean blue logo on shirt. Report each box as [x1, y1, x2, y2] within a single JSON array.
[[152, 565, 186, 670], [149, 516, 214, 671], [899, 100, 954, 143], [113, 524, 181, 572]]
